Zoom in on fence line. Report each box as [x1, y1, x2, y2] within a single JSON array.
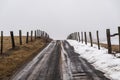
[[0, 29, 50, 55], [67, 27, 120, 54]]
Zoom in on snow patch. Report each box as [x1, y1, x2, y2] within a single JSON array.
[[67, 40, 120, 80]]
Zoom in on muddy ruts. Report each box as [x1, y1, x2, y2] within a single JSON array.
[[44, 40, 61, 80], [11, 41, 57, 80], [26, 41, 61, 80], [62, 41, 110, 80], [11, 40, 110, 80]]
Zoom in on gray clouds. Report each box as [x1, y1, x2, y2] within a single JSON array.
[[0, 0, 120, 40]]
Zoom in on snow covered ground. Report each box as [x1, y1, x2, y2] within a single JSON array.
[[67, 40, 120, 80]]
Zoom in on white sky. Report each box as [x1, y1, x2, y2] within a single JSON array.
[[0, 0, 120, 40]]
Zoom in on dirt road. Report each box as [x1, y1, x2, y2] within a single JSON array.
[[10, 40, 110, 80]]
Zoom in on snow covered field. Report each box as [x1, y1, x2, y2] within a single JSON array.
[[68, 40, 120, 80]]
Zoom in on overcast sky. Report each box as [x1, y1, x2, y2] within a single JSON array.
[[0, 0, 120, 40]]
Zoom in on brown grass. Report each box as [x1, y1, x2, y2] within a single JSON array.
[[100, 43, 119, 52], [0, 36, 50, 80], [0, 36, 29, 53], [92, 42, 119, 52]]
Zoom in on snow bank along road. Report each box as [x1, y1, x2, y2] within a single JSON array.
[[11, 40, 110, 80]]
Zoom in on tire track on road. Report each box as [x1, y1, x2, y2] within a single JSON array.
[[62, 41, 110, 80]]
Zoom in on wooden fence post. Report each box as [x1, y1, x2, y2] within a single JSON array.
[[48, 35, 50, 39], [39, 30, 41, 38], [45, 33, 47, 38], [75, 33, 77, 40], [74, 32, 76, 40], [89, 32, 93, 47], [31, 30, 33, 42], [1, 31, 3, 54], [26, 32, 29, 43], [106, 29, 112, 53], [73, 33, 75, 40], [35, 30, 36, 40], [19, 30, 22, 45], [43, 31, 45, 38], [37, 30, 39, 38], [42, 31, 43, 37], [40, 30, 41, 38], [71, 33, 72, 40], [81, 32, 83, 43], [37, 30, 38, 38], [38, 30, 39, 38], [97, 31, 100, 49], [118, 27, 120, 52], [41, 31, 42, 37], [10, 31, 15, 49], [76, 32, 78, 41], [47, 33, 48, 39], [78, 32, 80, 42], [43, 31, 44, 37], [84, 32, 87, 44], [75, 32, 76, 40]]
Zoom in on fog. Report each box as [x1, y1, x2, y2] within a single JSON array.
[[0, 0, 120, 40]]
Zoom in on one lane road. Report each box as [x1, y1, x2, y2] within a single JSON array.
[[10, 40, 110, 80]]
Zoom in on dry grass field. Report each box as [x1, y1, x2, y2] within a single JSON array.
[[100, 43, 119, 53], [92, 42, 119, 53], [0, 36, 50, 80], [0, 36, 27, 54]]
